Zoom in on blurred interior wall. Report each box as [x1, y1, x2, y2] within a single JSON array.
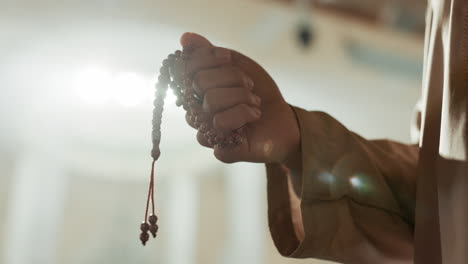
[[0, 1, 424, 264]]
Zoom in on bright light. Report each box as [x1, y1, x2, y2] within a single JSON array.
[[113, 72, 148, 107], [165, 87, 177, 105], [72, 66, 176, 107], [150, 76, 177, 106], [72, 66, 113, 105], [349, 176, 362, 188]]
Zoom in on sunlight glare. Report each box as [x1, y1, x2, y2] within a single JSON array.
[[113, 72, 148, 107], [73, 66, 113, 105]]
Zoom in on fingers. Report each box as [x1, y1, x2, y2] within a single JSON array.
[[213, 104, 261, 133], [179, 33, 232, 75], [193, 67, 254, 96], [180, 32, 212, 49], [203, 87, 261, 114], [186, 46, 231, 75], [179, 34, 261, 151], [187, 88, 261, 147]]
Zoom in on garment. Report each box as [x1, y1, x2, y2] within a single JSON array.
[[266, 0, 468, 263]]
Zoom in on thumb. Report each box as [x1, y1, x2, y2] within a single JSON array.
[[180, 32, 213, 49]]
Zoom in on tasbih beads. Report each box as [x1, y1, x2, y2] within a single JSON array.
[[139, 214, 159, 245], [139, 46, 245, 246]]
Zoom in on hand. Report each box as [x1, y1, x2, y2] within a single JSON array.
[[180, 33, 300, 164]]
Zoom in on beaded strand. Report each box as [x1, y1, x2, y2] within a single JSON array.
[[139, 47, 245, 246]]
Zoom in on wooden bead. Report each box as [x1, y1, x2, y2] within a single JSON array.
[[140, 222, 150, 232], [169, 81, 178, 89], [153, 109, 163, 116], [158, 74, 170, 84], [215, 135, 223, 144], [149, 214, 158, 224], [152, 140, 160, 147], [206, 130, 214, 138], [149, 224, 159, 238], [153, 103, 163, 110], [152, 115, 162, 124], [153, 99, 161, 107], [173, 76, 182, 86], [176, 98, 183, 107], [140, 232, 149, 246], [154, 102, 164, 109], [156, 88, 167, 97], [195, 115, 204, 123], [207, 138, 214, 146], [173, 89, 182, 97], [152, 130, 161, 139], [151, 148, 161, 160], [156, 82, 168, 90], [154, 95, 164, 102], [199, 123, 208, 133], [189, 114, 195, 123], [159, 66, 169, 75]]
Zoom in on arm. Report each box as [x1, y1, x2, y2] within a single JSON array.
[[267, 106, 418, 264], [179, 33, 418, 263]]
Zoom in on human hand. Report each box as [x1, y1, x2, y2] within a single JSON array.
[[180, 33, 300, 164]]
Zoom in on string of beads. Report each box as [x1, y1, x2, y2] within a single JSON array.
[[139, 46, 245, 246]]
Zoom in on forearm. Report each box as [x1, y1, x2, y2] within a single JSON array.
[[267, 106, 418, 262]]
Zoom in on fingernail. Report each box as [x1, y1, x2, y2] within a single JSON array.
[[214, 48, 231, 59], [253, 108, 262, 117]]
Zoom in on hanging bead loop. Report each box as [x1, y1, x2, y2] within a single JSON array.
[[139, 47, 246, 246]]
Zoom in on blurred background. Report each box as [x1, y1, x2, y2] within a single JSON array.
[[0, 0, 426, 263]]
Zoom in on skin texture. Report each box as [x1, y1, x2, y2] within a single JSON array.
[[180, 32, 301, 165], [180, 33, 305, 241]]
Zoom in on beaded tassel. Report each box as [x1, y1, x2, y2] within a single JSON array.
[[139, 47, 245, 246]]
